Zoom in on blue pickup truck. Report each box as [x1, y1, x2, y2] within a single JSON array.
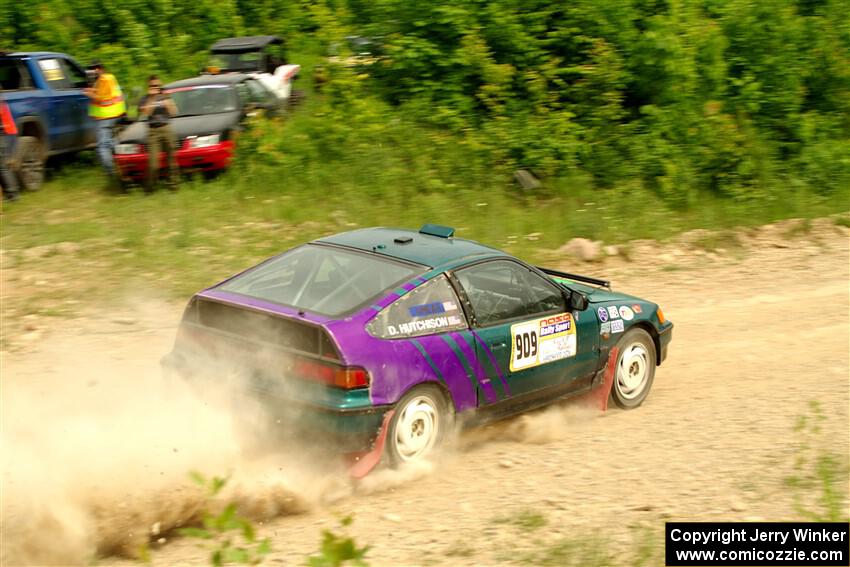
[[0, 52, 97, 190]]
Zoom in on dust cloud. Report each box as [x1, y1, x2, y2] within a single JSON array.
[[0, 298, 606, 566], [457, 403, 601, 450], [0, 301, 346, 566]]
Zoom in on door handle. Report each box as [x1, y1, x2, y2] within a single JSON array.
[[491, 342, 507, 350]]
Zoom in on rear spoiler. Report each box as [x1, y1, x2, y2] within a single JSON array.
[[537, 266, 611, 289]]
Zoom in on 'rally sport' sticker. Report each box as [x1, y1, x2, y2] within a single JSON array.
[[510, 312, 577, 372]]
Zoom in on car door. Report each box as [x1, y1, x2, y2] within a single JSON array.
[[58, 57, 95, 148], [35, 56, 79, 151], [453, 259, 594, 401]]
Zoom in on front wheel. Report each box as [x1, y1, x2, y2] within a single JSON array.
[[386, 385, 452, 465], [610, 328, 656, 409]]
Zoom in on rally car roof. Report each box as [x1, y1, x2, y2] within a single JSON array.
[[316, 227, 509, 269], [165, 73, 251, 89]]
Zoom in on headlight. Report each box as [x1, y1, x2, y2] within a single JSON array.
[[188, 134, 221, 148], [115, 143, 141, 155]]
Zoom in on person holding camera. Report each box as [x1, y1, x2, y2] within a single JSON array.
[[138, 75, 179, 192]]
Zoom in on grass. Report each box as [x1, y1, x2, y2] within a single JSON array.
[[493, 508, 548, 532], [523, 536, 615, 567], [781, 218, 813, 239], [490, 509, 662, 566], [444, 540, 476, 558], [689, 230, 743, 252], [2, 80, 848, 326], [783, 401, 850, 522]]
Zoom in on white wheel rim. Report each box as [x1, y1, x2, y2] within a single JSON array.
[[394, 395, 439, 461], [616, 343, 650, 400]]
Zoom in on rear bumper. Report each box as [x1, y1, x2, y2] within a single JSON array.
[[162, 350, 389, 452], [115, 140, 234, 179], [246, 388, 390, 451], [658, 322, 673, 364]]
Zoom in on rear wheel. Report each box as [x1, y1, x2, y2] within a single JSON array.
[[610, 328, 656, 409], [386, 384, 452, 465], [15, 136, 45, 191]]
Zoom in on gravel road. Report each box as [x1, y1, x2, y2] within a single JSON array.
[[2, 218, 848, 566]]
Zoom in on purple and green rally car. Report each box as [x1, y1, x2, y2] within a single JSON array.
[[165, 224, 673, 468]]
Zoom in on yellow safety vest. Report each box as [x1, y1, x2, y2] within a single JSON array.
[[88, 73, 126, 120]]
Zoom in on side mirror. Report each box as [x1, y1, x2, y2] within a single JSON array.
[[569, 291, 589, 311]]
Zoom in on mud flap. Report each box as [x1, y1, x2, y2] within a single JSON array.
[[347, 410, 395, 479], [576, 347, 619, 411]]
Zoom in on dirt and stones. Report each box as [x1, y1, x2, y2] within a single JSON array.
[[1, 217, 848, 565]]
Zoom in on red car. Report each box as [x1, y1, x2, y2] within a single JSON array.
[[114, 73, 279, 180]]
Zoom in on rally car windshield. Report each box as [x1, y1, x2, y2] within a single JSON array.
[[167, 86, 238, 116], [218, 244, 424, 317]]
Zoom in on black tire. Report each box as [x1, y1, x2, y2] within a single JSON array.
[[610, 328, 657, 409], [202, 169, 224, 181], [15, 136, 46, 191], [385, 384, 452, 466]]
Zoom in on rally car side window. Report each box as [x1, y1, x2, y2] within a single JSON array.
[[455, 260, 565, 326], [367, 275, 467, 339]]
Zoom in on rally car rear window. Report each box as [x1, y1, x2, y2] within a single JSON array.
[[218, 244, 423, 317]]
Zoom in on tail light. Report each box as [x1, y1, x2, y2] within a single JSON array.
[[1, 102, 18, 135], [294, 358, 370, 389]]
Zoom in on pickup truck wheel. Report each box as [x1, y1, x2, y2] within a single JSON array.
[[16, 136, 45, 191]]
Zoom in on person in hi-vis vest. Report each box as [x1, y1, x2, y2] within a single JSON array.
[[83, 60, 126, 178]]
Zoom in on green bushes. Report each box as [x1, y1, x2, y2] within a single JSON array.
[[2, 0, 848, 207], [340, 0, 849, 202]]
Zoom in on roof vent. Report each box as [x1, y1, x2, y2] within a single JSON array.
[[419, 224, 455, 238], [394, 236, 413, 244]]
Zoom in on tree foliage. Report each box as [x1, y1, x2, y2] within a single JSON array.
[[2, 0, 848, 203]]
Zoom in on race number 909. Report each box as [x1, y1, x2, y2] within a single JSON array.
[[515, 331, 538, 362]]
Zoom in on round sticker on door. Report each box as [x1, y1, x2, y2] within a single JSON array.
[[597, 306, 608, 322], [619, 305, 634, 321]]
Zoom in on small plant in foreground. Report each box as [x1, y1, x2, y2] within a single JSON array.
[[445, 540, 476, 557], [784, 401, 850, 522], [307, 516, 370, 567], [493, 508, 548, 531], [179, 471, 272, 566]]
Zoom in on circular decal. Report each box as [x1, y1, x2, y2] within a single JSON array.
[[597, 306, 609, 322], [619, 305, 634, 321]]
